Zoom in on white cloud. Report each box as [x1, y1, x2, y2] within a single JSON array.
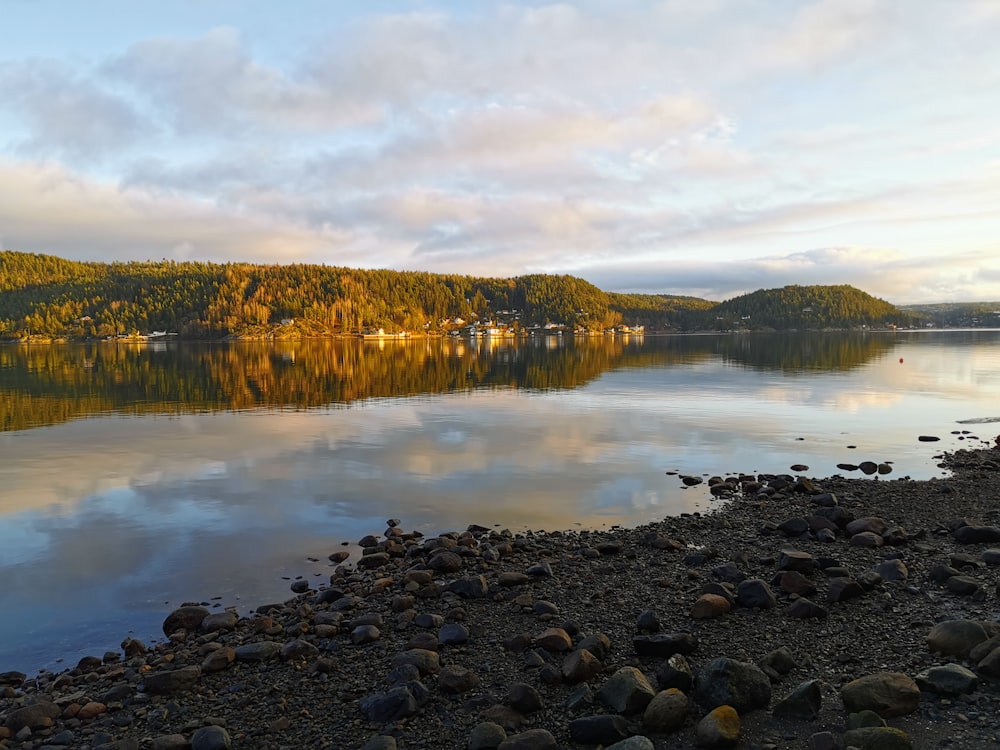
[[0, 1, 998, 303]]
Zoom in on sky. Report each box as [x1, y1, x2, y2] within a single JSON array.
[[1, 0, 999, 303]]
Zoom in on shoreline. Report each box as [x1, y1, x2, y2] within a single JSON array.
[[3, 447, 1000, 749]]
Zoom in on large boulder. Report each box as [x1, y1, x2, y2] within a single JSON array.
[[840, 672, 920, 718], [692, 658, 771, 713]]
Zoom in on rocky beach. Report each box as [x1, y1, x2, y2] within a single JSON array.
[[3, 445, 1000, 750]]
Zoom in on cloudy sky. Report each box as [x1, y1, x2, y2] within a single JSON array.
[[2, 0, 999, 303]]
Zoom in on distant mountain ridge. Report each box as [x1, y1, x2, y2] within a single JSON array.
[[0, 250, 961, 340]]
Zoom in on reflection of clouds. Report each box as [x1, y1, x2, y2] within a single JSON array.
[[2, 337, 1000, 676]]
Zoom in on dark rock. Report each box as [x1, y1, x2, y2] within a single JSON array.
[[946, 575, 981, 596], [736, 579, 776, 609], [953, 525, 1000, 544], [656, 653, 694, 692], [568, 715, 633, 745], [777, 549, 814, 573], [447, 575, 489, 598], [828, 577, 865, 602], [636, 609, 660, 633], [439, 623, 470, 646], [786, 597, 828, 619], [926, 620, 991, 657], [162, 605, 209, 636], [692, 658, 771, 713], [360, 686, 418, 723], [4, 700, 60, 731], [596, 666, 656, 714], [633, 633, 698, 658], [772, 679, 822, 719], [234, 641, 282, 662], [469, 722, 507, 750], [508, 683, 544, 714]]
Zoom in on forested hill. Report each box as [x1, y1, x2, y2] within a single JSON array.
[[0, 251, 915, 339], [706, 284, 921, 330]]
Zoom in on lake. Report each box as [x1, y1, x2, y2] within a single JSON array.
[[2, 330, 999, 675]]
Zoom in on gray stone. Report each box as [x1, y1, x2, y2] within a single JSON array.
[[440, 623, 471, 646], [469, 722, 507, 750], [200, 611, 238, 633], [281, 638, 319, 660], [190, 725, 232, 750], [596, 666, 656, 714], [428, 550, 464, 572], [352, 625, 381, 645], [390, 648, 440, 675], [142, 665, 201, 695], [360, 686, 418, 723], [914, 664, 978, 696], [439, 665, 481, 694], [361, 737, 397, 750], [693, 658, 771, 713], [841, 672, 920, 718], [233, 641, 282, 662], [874, 559, 908, 581]]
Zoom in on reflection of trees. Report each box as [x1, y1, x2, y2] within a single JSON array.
[[0, 338, 654, 431], [0, 333, 902, 432], [709, 332, 896, 372]]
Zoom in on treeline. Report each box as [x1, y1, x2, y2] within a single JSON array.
[[0, 252, 658, 339], [0, 252, 918, 339], [900, 302, 1000, 328]]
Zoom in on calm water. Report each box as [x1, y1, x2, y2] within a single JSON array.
[[2, 331, 999, 675]]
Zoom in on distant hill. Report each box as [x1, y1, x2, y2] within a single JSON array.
[[899, 302, 1000, 328], [0, 251, 924, 339], [691, 284, 922, 330]]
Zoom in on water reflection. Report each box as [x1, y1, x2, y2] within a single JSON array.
[[0, 333, 901, 433], [1, 331, 999, 675]]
